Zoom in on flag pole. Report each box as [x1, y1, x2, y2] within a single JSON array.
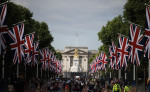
[[148, 59, 150, 80], [148, 59, 150, 90], [2, 55, 4, 79], [37, 62, 38, 78], [133, 65, 136, 86], [118, 69, 121, 80], [2, 55, 5, 92], [41, 69, 42, 78], [37, 36, 39, 79], [17, 63, 19, 78], [25, 63, 26, 79], [110, 71, 111, 79]]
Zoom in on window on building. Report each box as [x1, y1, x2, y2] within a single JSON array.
[[79, 56, 82, 66], [70, 56, 73, 67]]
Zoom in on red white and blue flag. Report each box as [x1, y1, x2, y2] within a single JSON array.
[[0, 4, 7, 55], [47, 50, 52, 70], [109, 46, 114, 69], [117, 34, 129, 69], [100, 52, 107, 70], [40, 48, 48, 70], [129, 24, 145, 66], [24, 33, 34, 63], [31, 41, 39, 66], [145, 6, 150, 59], [8, 23, 24, 64], [112, 41, 118, 70]]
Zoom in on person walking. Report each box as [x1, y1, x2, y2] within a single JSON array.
[[124, 82, 131, 92], [113, 81, 121, 92]]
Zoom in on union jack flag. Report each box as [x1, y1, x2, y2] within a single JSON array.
[[40, 48, 48, 70], [24, 33, 34, 63], [100, 52, 107, 70], [144, 6, 150, 59], [129, 24, 145, 66], [47, 50, 52, 70], [31, 41, 39, 66], [8, 23, 24, 64], [109, 46, 113, 69], [117, 34, 129, 69], [0, 4, 7, 55], [112, 41, 119, 70]]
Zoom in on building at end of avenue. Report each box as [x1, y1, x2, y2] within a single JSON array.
[[57, 46, 98, 78]]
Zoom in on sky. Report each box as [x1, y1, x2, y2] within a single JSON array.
[[11, 0, 127, 50]]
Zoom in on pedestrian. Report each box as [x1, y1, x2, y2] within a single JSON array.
[[147, 78, 150, 92], [50, 83, 54, 92], [8, 82, 14, 92], [58, 81, 62, 92], [112, 81, 121, 92], [124, 82, 131, 92], [36, 83, 41, 92], [47, 80, 50, 90]]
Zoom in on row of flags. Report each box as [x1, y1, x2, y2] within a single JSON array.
[[89, 52, 107, 73], [40, 48, 63, 74], [90, 6, 150, 73], [108, 6, 150, 70], [109, 6, 150, 70], [0, 3, 63, 74]]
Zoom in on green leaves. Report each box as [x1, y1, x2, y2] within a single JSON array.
[[98, 15, 129, 47]]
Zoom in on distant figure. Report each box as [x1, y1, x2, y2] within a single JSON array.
[[8, 82, 14, 92], [147, 78, 150, 92]]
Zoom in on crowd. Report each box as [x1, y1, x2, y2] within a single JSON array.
[[3, 76, 149, 92]]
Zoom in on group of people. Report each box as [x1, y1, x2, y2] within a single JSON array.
[[6, 76, 133, 92], [7, 76, 44, 92], [46, 78, 86, 92]]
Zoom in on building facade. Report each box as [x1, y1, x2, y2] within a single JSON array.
[[57, 47, 98, 78]]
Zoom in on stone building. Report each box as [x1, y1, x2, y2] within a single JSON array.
[[57, 46, 98, 78]]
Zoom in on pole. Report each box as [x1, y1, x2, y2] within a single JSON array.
[[118, 69, 121, 79], [2, 55, 4, 79], [25, 64, 26, 79], [148, 59, 150, 80], [37, 63, 38, 78], [17, 63, 19, 78], [41, 69, 42, 78], [148, 59, 150, 91], [133, 65, 136, 86], [125, 72, 127, 80], [76, 33, 77, 47], [110, 71, 111, 79], [2, 55, 5, 92]]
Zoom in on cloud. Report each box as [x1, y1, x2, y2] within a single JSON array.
[[11, 0, 127, 50]]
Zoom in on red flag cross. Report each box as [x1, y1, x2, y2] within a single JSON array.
[[109, 46, 113, 69], [129, 24, 144, 66], [112, 42, 118, 70], [40, 48, 48, 70], [8, 23, 24, 64], [145, 6, 150, 59], [47, 50, 53, 70], [100, 52, 107, 70], [0, 4, 7, 55], [117, 34, 129, 68], [31, 41, 38, 66], [24, 33, 34, 63], [0, 4, 7, 31]]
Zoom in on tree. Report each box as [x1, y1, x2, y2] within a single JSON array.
[[123, 0, 149, 26], [98, 15, 129, 53], [0, 2, 55, 79], [56, 52, 62, 60]]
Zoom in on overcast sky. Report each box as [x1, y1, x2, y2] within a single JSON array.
[[11, 0, 127, 50]]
